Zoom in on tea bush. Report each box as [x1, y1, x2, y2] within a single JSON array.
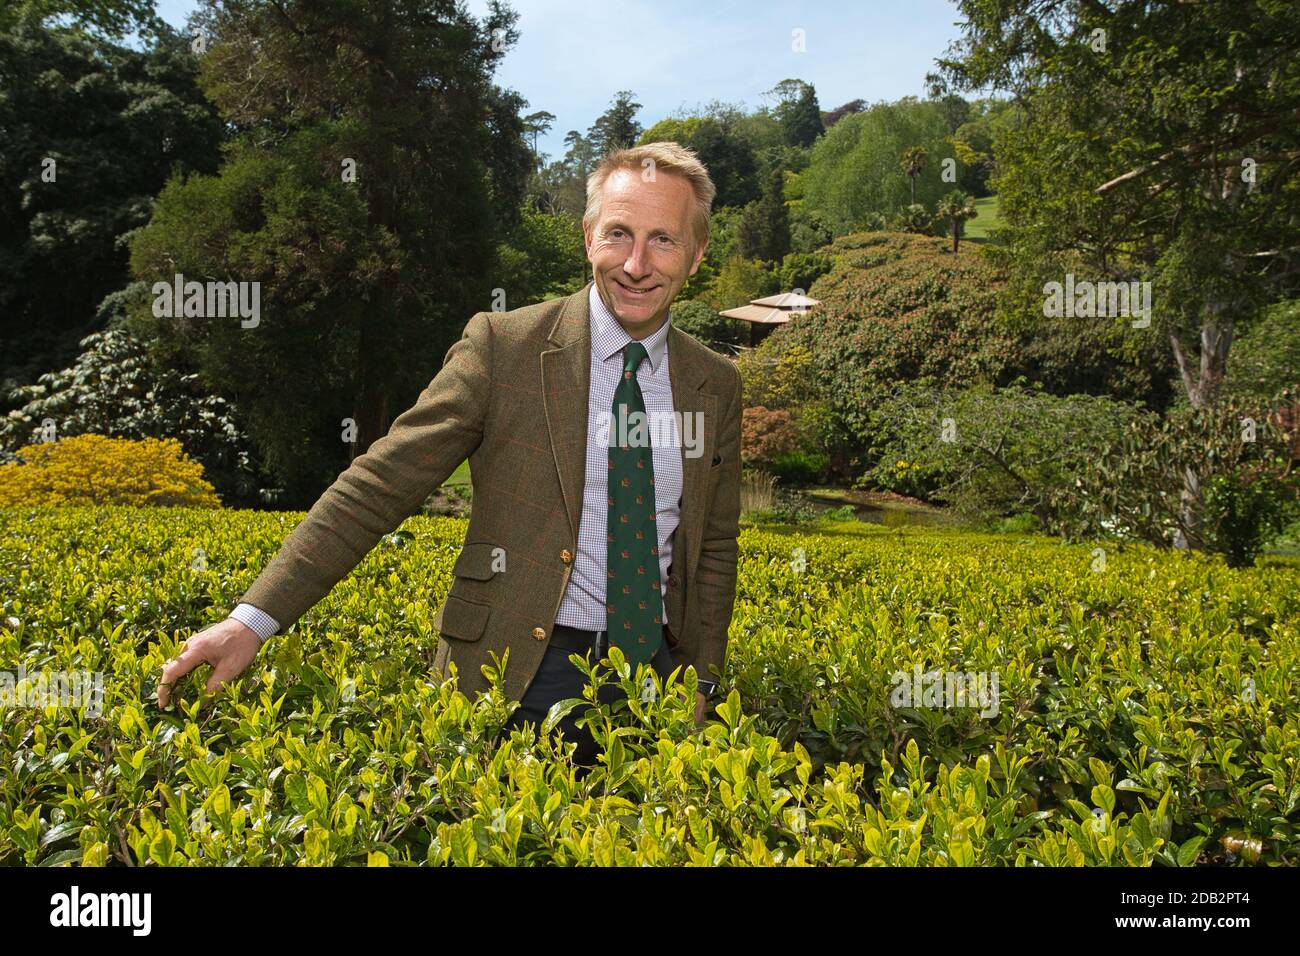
[[1, 506, 1296, 865]]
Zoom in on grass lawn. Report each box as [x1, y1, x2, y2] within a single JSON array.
[[442, 459, 471, 487], [964, 195, 1004, 244]]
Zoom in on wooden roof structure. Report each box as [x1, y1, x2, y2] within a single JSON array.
[[719, 291, 820, 326]]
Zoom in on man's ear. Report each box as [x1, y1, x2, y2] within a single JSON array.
[[689, 234, 709, 276]]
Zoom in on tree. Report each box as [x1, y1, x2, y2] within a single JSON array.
[[0, 17, 223, 391], [822, 98, 866, 129], [1210, 299, 1300, 406], [939, 0, 1300, 550], [522, 110, 555, 165], [737, 166, 791, 263], [888, 203, 935, 235], [640, 115, 760, 208], [768, 79, 823, 148], [935, 190, 977, 253], [588, 90, 643, 157], [669, 299, 743, 351], [494, 205, 587, 305], [800, 98, 956, 235], [0, 0, 159, 38], [531, 128, 598, 220], [127, 0, 530, 504], [701, 255, 778, 314], [900, 145, 928, 204]]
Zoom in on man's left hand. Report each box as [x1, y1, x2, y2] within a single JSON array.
[[695, 691, 707, 726]]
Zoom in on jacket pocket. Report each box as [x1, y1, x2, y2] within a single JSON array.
[[452, 540, 503, 581], [438, 594, 491, 642]]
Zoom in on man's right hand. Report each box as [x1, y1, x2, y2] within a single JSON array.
[[156, 618, 261, 708]]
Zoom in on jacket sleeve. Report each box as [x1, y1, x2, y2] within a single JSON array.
[[236, 312, 494, 631], [690, 360, 742, 686]]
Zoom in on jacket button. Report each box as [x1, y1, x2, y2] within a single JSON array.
[[560, 549, 572, 564], [532, 626, 546, 640], [668, 575, 678, 587]]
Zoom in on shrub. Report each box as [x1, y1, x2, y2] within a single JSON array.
[[748, 488, 823, 525], [737, 342, 817, 410], [1201, 465, 1300, 569], [3, 509, 1297, 864], [0, 435, 220, 508], [817, 503, 858, 522], [1067, 391, 1300, 566], [741, 406, 800, 467], [776, 250, 833, 294], [856, 381, 1136, 523], [767, 231, 1176, 470], [769, 450, 829, 485], [0, 326, 263, 506], [669, 299, 744, 350]]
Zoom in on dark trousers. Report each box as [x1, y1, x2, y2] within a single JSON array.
[[504, 624, 675, 771]]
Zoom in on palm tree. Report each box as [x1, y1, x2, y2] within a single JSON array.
[[936, 190, 978, 253], [900, 146, 928, 205]]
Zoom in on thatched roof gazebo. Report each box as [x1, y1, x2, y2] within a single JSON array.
[[720, 292, 820, 347]]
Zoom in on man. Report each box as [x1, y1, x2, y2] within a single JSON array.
[[157, 141, 742, 769]]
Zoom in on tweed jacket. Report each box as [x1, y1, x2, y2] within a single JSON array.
[[236, 281, 743, 704]]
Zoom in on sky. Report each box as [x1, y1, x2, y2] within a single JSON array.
[[152, 0, 970, 161]]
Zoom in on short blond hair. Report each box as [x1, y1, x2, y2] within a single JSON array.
[[583, 141, 716, 250]]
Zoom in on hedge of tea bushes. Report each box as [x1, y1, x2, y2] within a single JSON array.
[[1, 505, 1297, 866]]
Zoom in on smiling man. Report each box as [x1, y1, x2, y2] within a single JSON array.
[[157, 141, 743, 771]]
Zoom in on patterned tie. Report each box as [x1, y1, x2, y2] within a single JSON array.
[[605, 341, 664, 667]]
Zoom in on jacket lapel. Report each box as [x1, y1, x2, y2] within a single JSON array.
[[541, 284, 592, 543], [667, 324, 715, 584]]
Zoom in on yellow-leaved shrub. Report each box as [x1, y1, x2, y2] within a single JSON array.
[[0, 434, 220, 508]]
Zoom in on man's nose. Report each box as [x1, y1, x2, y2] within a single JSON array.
[[623, 241, 651, 278]]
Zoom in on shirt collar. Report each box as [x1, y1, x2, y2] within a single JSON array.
[[588, 281, 671, 373]]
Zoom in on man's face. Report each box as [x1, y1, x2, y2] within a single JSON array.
[[584, 167, 709, 339]]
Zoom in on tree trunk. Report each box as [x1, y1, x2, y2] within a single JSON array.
[[1174, 463, 1204, 551], [349, 15, 398, 462], [1168, 303, 1234, 550], [350, 334, 392, 460], [951, 221, 959, 254]]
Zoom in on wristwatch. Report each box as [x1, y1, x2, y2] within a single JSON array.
[[696, 679, 718, 697]]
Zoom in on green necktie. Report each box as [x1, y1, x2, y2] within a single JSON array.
[[605, 341, 664, 667]]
